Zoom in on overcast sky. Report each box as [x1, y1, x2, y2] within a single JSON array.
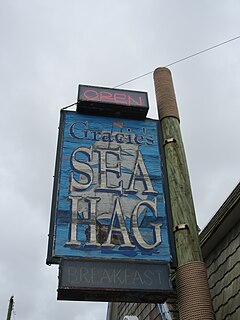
[[1, 1, 240, 319]]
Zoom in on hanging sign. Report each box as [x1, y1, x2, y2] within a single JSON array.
[[47, 110, 173, 301]]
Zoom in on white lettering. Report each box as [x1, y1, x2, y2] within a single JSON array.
[[132, 199, 162, 249], [84, 197, 101, 247], [67, 195, 82, 245], [95, 148, 123, 194], [126, 151, 158, 195], [70, 146, 93, 191], [102, 198, 135, 248]]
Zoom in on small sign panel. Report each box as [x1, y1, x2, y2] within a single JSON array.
[[47, 110, 172, 265], [77, 85, 149, 119], [58, 259, 172, 302]]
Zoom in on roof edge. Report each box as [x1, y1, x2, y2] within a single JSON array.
[[200, 182, 240, 247]]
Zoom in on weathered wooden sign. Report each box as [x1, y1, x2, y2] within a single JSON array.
[[47, 110, 172, 264]]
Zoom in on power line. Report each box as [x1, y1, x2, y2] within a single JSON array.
[[114, 34, 240, 88], [114, 71, 153, 89], [61, 102, 77, 110], [61, 34, 240, 110]]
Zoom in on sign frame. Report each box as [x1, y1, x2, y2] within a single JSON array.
[[47, 110, 176, 267], [57, 258, 173, 303], [77, 85, 149, 119]]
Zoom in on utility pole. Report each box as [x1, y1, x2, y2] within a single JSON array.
[[154, 67, 214, 319], [6, 296, 14, 320]]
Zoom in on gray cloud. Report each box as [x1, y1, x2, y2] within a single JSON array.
[[0, 1, 240, 319]]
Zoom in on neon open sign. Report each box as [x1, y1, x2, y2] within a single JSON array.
[[77, 85, 149, 119]]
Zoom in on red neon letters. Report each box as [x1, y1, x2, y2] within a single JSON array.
[[83, 89, 143, 107]]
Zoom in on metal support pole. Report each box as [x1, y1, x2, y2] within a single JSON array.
[[6, 296, 14, 320], [154, 67, 214, 320]]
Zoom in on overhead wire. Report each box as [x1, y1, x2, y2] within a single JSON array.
[[61, 34, 240, 109], [113, 34, 240, 88], [61, 102, 77, 110]]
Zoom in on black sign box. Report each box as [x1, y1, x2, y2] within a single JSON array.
[[77, 85, 149, 119], [58, 259, 173, 303]]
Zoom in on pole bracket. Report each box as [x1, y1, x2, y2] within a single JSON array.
[[174, 224, 189, 232], [164, 137, 176, 146]]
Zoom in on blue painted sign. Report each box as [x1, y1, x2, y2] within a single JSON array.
[[47, 110, 172, 264]]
